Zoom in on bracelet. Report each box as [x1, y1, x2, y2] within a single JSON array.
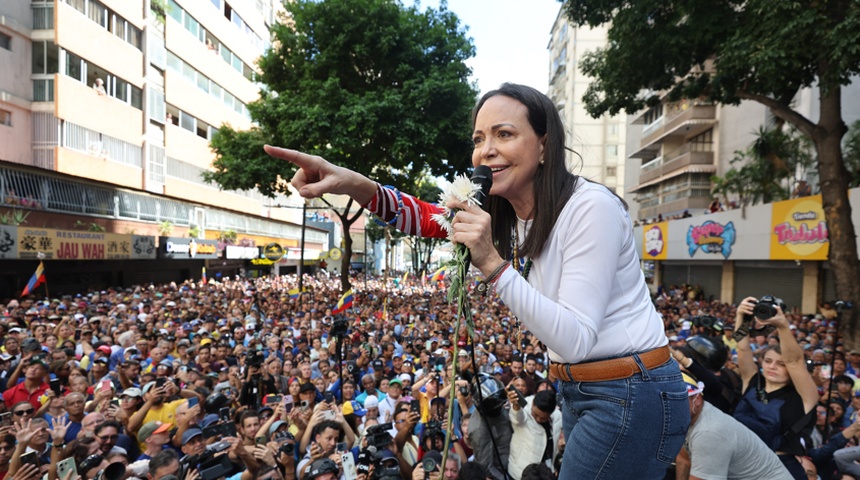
[[372, 185, 404, 227], [475, 262, 510, 297]]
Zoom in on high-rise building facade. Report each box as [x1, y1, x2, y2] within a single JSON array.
[[547, 10, 626, 194], [0, 0, 328, 293]]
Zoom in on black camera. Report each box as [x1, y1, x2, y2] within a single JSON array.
[[330, 315, 349, 337], [690, 315, 723, 332], [732, 295, 786, 342], [365, 423, 394, 450], [753, 296, 787, 320], [459, 386, 470, 397], [246, 351, 265, 368]]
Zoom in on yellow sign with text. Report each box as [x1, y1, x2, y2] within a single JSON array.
[[770, 195, 829, 260]]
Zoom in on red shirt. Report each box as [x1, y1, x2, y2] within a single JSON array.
[[3, 380, 49, 410]]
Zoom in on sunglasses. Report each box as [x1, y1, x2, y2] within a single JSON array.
[[14, 409, 35, 416]]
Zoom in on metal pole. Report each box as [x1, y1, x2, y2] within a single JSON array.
[[299, 202, 307, 292]]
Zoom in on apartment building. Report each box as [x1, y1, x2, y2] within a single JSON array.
[[0, 0, 328, 294], [547, 10, 626, 194]]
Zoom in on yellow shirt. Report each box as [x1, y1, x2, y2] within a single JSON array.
[[137, 398, 185, 451]]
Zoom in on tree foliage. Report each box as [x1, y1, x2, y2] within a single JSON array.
[[205, 0, 478, 291], [711, 127, 815, 210], [564, 0, 860, 344]]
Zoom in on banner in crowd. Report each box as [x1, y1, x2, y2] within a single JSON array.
[[0, 227, 156, 260], [769, 194, 829, 260]]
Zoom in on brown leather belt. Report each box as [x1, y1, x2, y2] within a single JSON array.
[[549, 346, 671, 383]]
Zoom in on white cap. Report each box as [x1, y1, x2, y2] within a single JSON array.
[[364, 395, 379, 408], [398, 373, 411, 383]]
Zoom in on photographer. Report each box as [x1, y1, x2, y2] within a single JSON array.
[[392, 403, 420, 467], [506, 389, 561, 480], [732, 296, 818, 479], [240, 354, 277, 409], [671, 335, 741, 414]]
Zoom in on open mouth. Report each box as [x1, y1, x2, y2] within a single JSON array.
[[490, 166, 509, 173]]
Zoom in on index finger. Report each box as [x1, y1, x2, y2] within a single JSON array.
[[264, 145, 319, 170]]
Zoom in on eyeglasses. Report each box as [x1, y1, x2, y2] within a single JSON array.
[[14, 409, 35, 416], [97, 434, 119, 442]]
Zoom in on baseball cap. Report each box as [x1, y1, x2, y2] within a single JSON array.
[[342, 400, 366, 417], [181, 428, 203, 444], [269, 420, 289, 435], [372, 360, 384, 370], [389, 378, 403, 387], [398, 373, 411, 383], [299, 382, 317, 394], [303, 458, 338, 480], [97, 345, 112, 355], [457, 350, 469, 357], [682, 373, 704, 397], [138, 421, 172, 443], [120, 388, 142, 398], [364, 395, 379, 409]]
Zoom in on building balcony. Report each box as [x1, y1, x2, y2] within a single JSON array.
[[636, 149, 715, 186], [638, 101, 716, 151], [638, 194, 712, 220]]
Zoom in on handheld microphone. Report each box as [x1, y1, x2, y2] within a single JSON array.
[[464, 165, 493, 268], [471, 165, 493, 211]]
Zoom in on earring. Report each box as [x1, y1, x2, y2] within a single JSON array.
[[539, 158, 545, 165]]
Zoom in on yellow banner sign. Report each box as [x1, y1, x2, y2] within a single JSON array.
[[770, 195, 829, 260]]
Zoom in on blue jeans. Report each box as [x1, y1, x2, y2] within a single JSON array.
[[558, 356, 689, 479]]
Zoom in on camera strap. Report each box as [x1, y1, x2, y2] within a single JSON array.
[[469, 344, 511, 480]]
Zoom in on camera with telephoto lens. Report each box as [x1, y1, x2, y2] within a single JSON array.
[[179, 439, 232, 480], [732, 295, 786, 342], [424, 420, 443, 440]]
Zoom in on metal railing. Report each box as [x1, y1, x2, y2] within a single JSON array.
[[62, 122, 142, 167]]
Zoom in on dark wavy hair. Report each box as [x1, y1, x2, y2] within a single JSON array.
[[472, 83, 578, 260]]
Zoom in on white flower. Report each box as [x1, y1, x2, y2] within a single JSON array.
[[439, 174, 482, 208], [431, 213, 453, 235]]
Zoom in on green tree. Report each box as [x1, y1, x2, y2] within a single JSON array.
[[843, 120, 860, 188], [712, 127, 816, 211], [566, 0, 860, 345], [204, 0, 478, 292]]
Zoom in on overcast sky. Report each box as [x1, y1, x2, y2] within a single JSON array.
[[404, 0, 564, 95]]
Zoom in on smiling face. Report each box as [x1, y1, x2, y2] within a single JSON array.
[[472, 95, 545, 218]]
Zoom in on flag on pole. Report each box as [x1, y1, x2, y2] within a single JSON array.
[[201, 266, 207, 284], [21, 261, 46, 297], [400, 271, 408, 288], [430, 266, 448, 283], [288, 288, 300, 299], [332, 289, 355, 314]]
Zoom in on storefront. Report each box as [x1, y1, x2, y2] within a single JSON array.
[[635, 188, 860, 312]]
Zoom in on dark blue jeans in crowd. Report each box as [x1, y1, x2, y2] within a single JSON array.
[[558, 356, 690, 479]]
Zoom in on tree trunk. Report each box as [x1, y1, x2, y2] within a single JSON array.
[[334, 199, 364, 293], [815, 87, 860, 348]]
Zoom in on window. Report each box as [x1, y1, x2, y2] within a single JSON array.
[[32, 41, 59, 74], [0, 32, 11, 51], [606, 166, 617, 177], [606, 145, 618, 157], [168, 0, 183, 23], [689, 129, 713, 152], [0, 109, 11, 127], [66, 0, 85, 14], [179, 111, 195, 132], [89, 1, 107, 28], [608, 124, 618, 136], [112, 15, 126, 41], [65, 51, 84, 82], [149, 88, 166, 123]]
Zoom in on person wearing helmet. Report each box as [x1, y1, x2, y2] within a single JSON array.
[[465, 374, 512, 480], [672, 335, 741, 414]]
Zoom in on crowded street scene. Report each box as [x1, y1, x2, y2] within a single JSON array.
[[0, 274, 855, 479]]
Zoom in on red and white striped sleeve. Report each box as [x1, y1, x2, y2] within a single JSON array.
[[363, 184, 449, 239]]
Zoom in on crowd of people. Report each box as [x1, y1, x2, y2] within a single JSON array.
[[0, 273, 855, 480]]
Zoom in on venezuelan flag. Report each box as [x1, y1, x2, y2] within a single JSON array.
[[288, 288, 300, 299], [430, 266, 447, 283], [332, 288, 354, 314], [21, 261, 46, 296]]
